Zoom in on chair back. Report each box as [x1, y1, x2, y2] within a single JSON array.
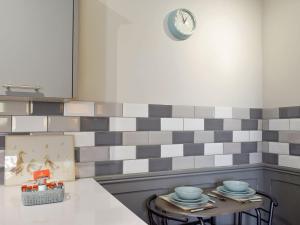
[[146, 194, 189, 225]]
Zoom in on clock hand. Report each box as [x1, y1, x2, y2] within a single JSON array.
[[180, 11, 186, 24]]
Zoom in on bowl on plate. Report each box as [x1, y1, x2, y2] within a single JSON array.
[[223, 181, 249, 192], [174, 186, 203, 200]]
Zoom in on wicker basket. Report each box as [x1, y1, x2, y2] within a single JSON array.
[[22, 188, 64, 206]]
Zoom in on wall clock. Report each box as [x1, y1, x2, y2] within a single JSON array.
[[168, 8, 197, 40]]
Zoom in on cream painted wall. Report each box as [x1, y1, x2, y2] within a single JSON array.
[[78, 0, 263, 107], [263, 0, 300, 107]]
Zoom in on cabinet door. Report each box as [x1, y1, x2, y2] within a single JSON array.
[[0, 0, 74, 98]]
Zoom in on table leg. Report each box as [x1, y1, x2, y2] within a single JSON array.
[[210, 217, 216, 225], [238, 212, 242, 225]]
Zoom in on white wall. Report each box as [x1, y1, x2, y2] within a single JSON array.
[[263, 0, 300, 107], [78, 0, 263, 107]]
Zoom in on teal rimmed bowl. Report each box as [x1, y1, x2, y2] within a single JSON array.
[[174, 186, 203, 200], [223, 181, 249, 192]]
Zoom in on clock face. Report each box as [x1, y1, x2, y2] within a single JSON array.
[[168, 9, 196, 40]]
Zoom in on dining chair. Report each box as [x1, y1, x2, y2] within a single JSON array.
[[146, 194, 207, 225], [237, 191, 278, 225]]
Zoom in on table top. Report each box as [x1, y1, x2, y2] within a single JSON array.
[[0, 178, 147, 225], [155, 188, 262, 218]]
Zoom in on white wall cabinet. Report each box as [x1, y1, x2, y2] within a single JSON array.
[[0, 0, 75, 99]]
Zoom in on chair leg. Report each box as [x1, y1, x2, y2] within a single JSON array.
[[255, 209, 262, 225], [198, 218, 205, 225], [238, 212, 242, 225]]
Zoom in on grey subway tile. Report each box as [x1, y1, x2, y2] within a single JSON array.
[[194, 155, 214, 168], [289, 144, 300, 156], [250, 108, 263, 119], [232, 108, 250, 119], [233, 154, 250, 165], [136, 118, 160, 131], [48, 116, 80, 132], [172, 156, 195, 170], [136, 145, 161, 159], [0, 167, 3, 185], [76, 162, 95, 178], [262, 153, 278, 165], [241, 142, 257, 153], [263, 108, 279, 119], [223, 143, 241, 154], [172, 105, 194, 118], [0, 101, 29, 115], [149, 104, 172, 118], [262, 142, 269, 153], [172, 131, 194, 144], [204, 119, 223, 130], [149, 131, 172, 144], [31, 101, 64, 115], [0, 150, 4, 167], [95, 160, 123, 176], [95, 132, 122, 146], [80, 117, 109, 131], [95, 102, 123, 117], [149, 158, 172, 172], [279, 106, 300, 118], [214, 131, 233, 143], [123, 132, 149, 145], [241, 119, 258, 130], [184, 143, 204, 156], [0, 136, 5, 150], [0, 116, 11, 132], [262, 131, 279, 142], [194, 131, 214, 143], [262, 120, 269, 130], [194, 106, 215, 118], [279, 131, 300, 143], [223, 119, 241, 131], [77, 146, 109, 162]]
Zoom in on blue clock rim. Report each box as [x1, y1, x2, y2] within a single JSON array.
[[168, 8, 197, 40]]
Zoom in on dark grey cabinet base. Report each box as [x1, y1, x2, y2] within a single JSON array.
[[97, 164, 299, 225]]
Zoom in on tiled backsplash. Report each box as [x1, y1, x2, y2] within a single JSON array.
[[262, 106, 300, 169], [0, 100, 265, 183]]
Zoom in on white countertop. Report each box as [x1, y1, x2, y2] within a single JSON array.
[[0, 178, 147, 225]]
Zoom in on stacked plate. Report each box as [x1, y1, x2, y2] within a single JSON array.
[[217, 181, 256, 199], [169, 186, 209, 207]]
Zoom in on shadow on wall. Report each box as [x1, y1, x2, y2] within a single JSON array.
[[78, 0, 130, 102]]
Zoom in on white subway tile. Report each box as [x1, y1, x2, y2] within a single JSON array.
[[249, 131, 262, 141], [109, 146, 136, 160], [290, 119, 300, 130], [269, 119, 289, 131], [123, 103, 148, 117], [279, 155, 300, 169], [204, 143, 223, 155], [64, 101, 94, 116], [161, 144, 183, 157], [12, 116, 47, 132], [184, 119, 204, 131], [215, 155, 233, 167], [268, 142, 289, 154], [123, 159, 149, 174], [215, 107, 232, 119], [161, 118, 183, 131], [249, 153, 262, 164], [109, 118, 136, 131], [65, 132, 95, 147], [232, 131, 250, 142]]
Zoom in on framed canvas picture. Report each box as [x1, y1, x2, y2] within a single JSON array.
[[5, 135, 75, 186]]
